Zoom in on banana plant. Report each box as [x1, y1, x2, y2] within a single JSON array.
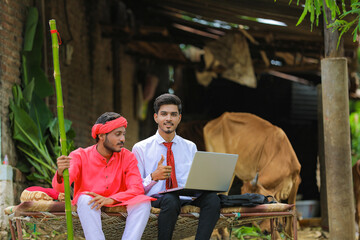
[[9, 7, 75, 184]]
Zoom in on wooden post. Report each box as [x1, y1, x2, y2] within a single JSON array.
[[321, 58, 355, 239], [320, 3, 356, 239], [317, 85, 328, 231], [321, 2, 355, 239], [323, 4, 344, 58]]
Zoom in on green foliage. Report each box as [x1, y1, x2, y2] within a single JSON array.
[[233, 225, 271, 240], [295, 0, 328, 31], [21, 222, 65, 239], [349, 100, 360, 166], [9, 7, 75, 184], [289, 0, 360, 45], [232, 225, 289, 240]]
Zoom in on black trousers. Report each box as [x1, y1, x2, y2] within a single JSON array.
[[151, 191, 221, 240]]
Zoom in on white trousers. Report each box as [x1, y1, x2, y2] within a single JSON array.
[[77, 194, 151, 240]]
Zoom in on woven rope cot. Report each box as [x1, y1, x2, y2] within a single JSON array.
[[6, 202, 297, 240]]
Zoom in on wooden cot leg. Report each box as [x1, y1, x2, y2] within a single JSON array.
[[293, 214, 297, 240], [15, 219, 23, 240], [270, 218, 277, 240], [9, 219, 16, 240]]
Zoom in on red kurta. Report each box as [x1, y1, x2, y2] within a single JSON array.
[[52, 145, 153, 206]]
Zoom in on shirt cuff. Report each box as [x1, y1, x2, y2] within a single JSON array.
[[56, 171, 64, 184], [143, 174, 158, 194]]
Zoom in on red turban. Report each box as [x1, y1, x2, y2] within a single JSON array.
[[91, 117, 128, 139]]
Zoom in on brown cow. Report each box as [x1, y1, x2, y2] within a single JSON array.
[[204, 112, 301, 236]]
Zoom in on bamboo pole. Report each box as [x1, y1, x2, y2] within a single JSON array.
[[49, 19, 73, 240]]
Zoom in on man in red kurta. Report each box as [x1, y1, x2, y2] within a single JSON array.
[[52, 112, 153, 240]]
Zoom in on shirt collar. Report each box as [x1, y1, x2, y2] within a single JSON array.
[[155, 130, 179, 145], [92, 144, 117, 163]]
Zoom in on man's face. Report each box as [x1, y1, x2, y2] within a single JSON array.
[[154, 104, 181, 135], [102, 126, 126, 152]]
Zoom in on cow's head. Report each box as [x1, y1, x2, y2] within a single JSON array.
[[241, 172, 295, 202], [241, 173, 273, 197]]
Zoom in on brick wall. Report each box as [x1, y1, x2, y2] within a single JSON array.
[[0, 0, 31, 166], [45, 0, 138, 148], [0, 0, 32, 235]]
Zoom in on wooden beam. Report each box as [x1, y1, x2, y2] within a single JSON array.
[[266, 70, 314, 86], [255, 64, 320, 74], [150, 0, 306, 26], [152, 4, 322, 36]]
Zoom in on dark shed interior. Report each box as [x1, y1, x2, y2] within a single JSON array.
[[98, 0, 358, 201]]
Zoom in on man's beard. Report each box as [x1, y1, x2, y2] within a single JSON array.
[[162, 127, 174, 134], [104, 135, 123, 152], [162, 122, 175, 134]]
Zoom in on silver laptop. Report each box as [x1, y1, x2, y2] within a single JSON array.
[[158, 151, 238, 196]]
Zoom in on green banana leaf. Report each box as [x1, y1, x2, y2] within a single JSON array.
[[22, 25, 54, 97], [22, 7, 54, 97], [48, 118, 76, 156], [23, 7, 38, 52], [28, 65, 54, 98], [30, 94, 53, 140], [12, 84, 29, 111], [22, 78, 35, 103], [9, 100, 40, 147]]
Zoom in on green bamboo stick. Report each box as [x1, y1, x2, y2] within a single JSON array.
[[49, 19, 73, 240]]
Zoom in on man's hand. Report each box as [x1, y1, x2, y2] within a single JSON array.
[[86, 192, 118, 210], [57, 155, 71, 177], [151, 155, 172, 181]]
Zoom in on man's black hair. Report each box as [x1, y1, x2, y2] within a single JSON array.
[[95, 112, 121, 142], [153, 93, 182, 114]]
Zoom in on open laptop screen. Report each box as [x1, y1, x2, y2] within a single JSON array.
[[159, 151, 238, 195]]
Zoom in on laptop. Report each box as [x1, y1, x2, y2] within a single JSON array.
[[158, 151, 238, 196]]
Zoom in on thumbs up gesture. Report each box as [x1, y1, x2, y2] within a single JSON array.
[[151, 155, 172, 181]]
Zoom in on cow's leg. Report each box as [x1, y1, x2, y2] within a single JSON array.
[[217, 227, 230, 240], [285, 175, 301, 236]]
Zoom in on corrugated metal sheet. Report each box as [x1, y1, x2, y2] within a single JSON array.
[[291, 83, 318, 123]]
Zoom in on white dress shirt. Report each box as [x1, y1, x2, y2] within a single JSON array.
[[132, 131, 197, 197]]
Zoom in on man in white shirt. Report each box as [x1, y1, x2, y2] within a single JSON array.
[[132, 93, 220, 240]]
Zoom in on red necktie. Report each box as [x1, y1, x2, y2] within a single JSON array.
[[163, 142, 178, 189]]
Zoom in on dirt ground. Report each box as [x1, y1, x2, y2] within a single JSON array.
[[297, 227, 329, 240], [186, 226, 331, 240], [14, 218, 350, 240], [15, 226, 330, 240], [11, 227, 334, 240]]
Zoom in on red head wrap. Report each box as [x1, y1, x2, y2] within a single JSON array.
[[91, 117, 128, 139]]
